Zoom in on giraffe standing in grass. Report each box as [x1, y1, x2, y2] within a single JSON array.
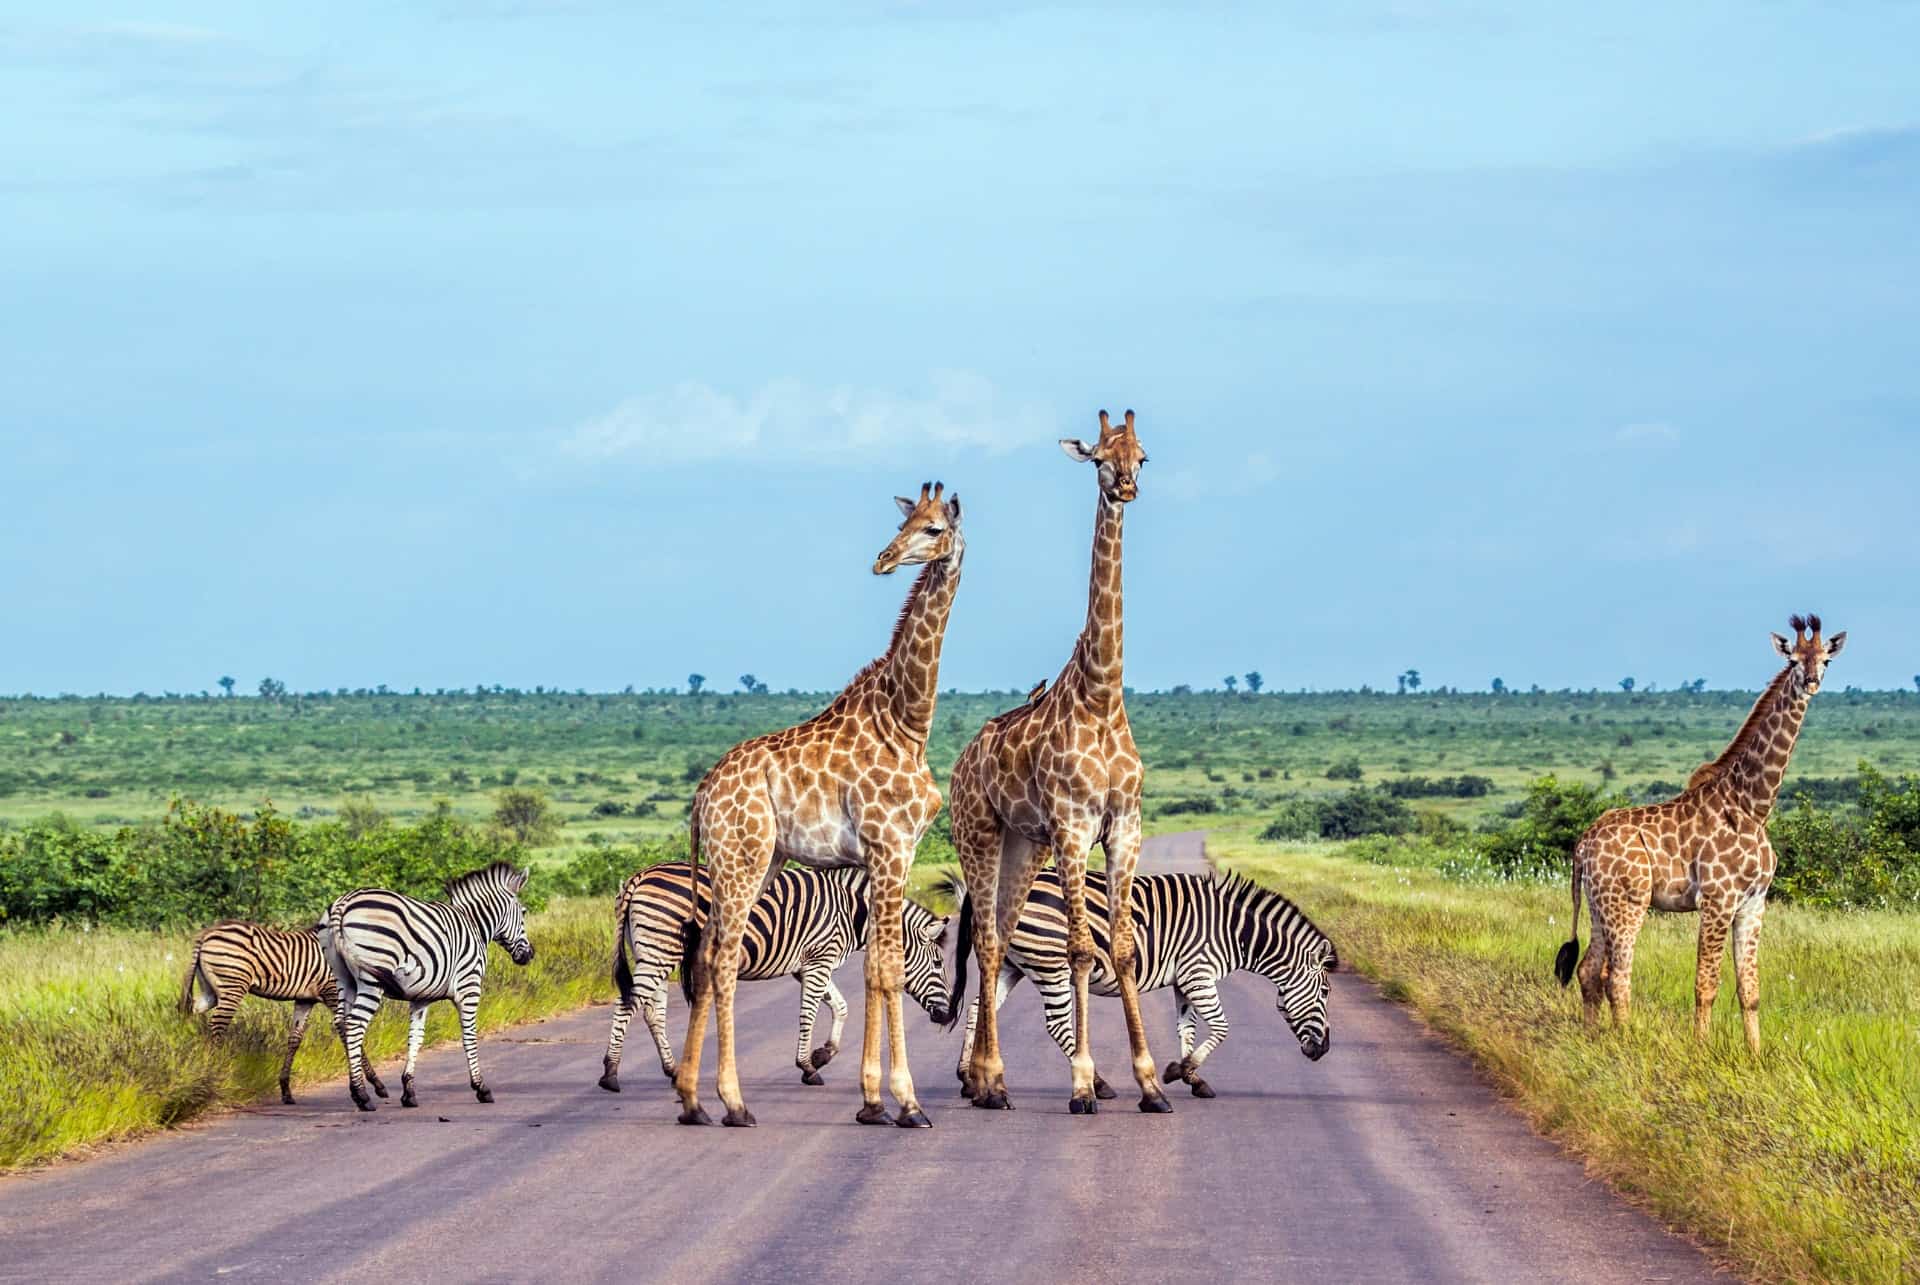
[[674, 482, 964, 1128], [948, 408, 1171, 1115], [1556, 614, 1845, 1052]]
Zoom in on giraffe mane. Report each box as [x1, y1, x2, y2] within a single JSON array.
[[838, 560, 940, 697], [1699, 663, 1797, 786]]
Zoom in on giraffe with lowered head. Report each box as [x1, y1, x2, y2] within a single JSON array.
[[1555, 613, 1845, 1053], [948, 409, 1172, 1115], [673, 482, 965, 1128]]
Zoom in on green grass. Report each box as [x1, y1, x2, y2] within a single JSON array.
[[0, 896, 617, 1170], [1212, 821, 1920, 1284]]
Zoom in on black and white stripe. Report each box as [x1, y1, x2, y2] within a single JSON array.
[[956, 868, 1336, 1098], [179, 920, 388, 1104], [321, 861, 534, 1111], [598, 861, 952, 1092]]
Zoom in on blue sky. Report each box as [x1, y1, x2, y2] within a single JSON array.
[[3, 2, 1917, 695]]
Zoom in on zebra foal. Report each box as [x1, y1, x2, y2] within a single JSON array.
[[953, 867, 1336, 1099], [598, 861, 952, 1093], [321, 861, 534, 1111], [179, 920, 388, 1104]]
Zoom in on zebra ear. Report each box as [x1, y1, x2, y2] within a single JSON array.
[[924, 914, 950, 944], [505, 866, 529, 894]]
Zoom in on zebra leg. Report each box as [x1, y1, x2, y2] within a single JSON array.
[[456, 992, 492, 1103], [1102, 819, 1170, 1114], [804, 975, 849, 1082], [643, 980, 677, 1081], [341, 985, 383, 1112], [204, 987, 244, 1045], [280, 1001, 315, 1104], [601, 967, 639, 1093], [401, 1001, 430, 1107], [795, 965, 827, 1083], [1170, 976, 1227, 1098]]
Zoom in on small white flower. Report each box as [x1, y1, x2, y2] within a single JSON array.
[[164, 953, 174, 962], [116, 964, 125, 974], [67, 1006, 77, 1015]]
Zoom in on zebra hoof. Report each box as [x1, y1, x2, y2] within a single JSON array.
[[402, 1093, 418, 1108], [1093, 1075, 1117, 1100], [810, 1045, 836, 1069], [856, 1103, 892, 1125], [722, 1107, 757, 1128], [281, 1090, 296, 1106], [1190, 1078, 1216, 1099], [475, 1088, 494, 1104], [1138, 1091, 1174, 1114], [1163, 1059, 1187, 1082], [598, 1072, 621, 1093], [353, 1096, 376, 1113], [896, 1107, 932, 1129], [800, 1068, 824, 1086], [372, 1081, 390, 1100], [678, 1106, 714, 1126], [971, 1091, 1012, 1112], [1068, 1094, 1098, 1115]]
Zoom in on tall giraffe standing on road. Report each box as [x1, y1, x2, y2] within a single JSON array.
[[674, 483, 964, 1127], [1556, 614, 1845, 1053], [948, 409, 1171, 1115]]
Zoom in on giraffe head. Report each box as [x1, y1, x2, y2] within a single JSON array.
[[1771, 613, 1846, 695], [1059, 408, 1148, 503], [872, 481, 962, 575]]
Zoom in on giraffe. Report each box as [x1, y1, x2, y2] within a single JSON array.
[[673, 482, 964, 1128], [1555, 614, 1845, 1053], [947, 408, 1172, 1115]]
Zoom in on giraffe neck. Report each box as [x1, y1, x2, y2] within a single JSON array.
[[1708, 666, 1811, 819], [880, 545, 963, 742], [1072, 492, 1126, 713]]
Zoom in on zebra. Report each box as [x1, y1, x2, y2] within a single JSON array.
[[952, 866, 1336, 1100], [597, 861, 953, 1093], [320, 861, 534, 1111], [178, 920, 389, 1105]]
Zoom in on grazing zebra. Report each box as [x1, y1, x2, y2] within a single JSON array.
[[953, 867, 1336, 1099], [597, 861, 952, 1093], [178, 921, 388, 1105], [321, 862, 534, 1111]]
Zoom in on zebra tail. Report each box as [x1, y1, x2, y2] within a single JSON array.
[[945, 882, 973, 1032], [1553, 848, 1583, 987], [611, 884, 636, 1010], [177, 933, 205, 1014], [326, 898, 359, 984], [678, 919, 702, 1006]]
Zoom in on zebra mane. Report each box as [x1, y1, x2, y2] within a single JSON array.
[[1212, 867, 1337, 968], [445, 860, 528, 901]]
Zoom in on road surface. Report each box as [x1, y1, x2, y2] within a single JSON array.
[[0, 833, 1722, 1283]]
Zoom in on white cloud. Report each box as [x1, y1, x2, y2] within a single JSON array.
[[1615, 421, 1679, 445], [561, 371, 1053, 466]]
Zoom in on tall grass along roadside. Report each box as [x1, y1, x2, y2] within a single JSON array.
[[1215, 826, 1920, 1285]]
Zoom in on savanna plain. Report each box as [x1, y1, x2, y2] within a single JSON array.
[[3, 684, 1917, 1283]]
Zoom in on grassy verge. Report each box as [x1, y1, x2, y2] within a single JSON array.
[[0, 895, 616, 1171], [1210, 822, 1920, 1284]]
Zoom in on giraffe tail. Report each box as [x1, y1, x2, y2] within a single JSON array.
[[1554, 851, 1582, 987], [945, 881, 974, 1033], [678, 919, 703, 1005]]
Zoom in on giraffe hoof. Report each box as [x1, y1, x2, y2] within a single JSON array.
[[678, 1106, 714, 1126], [800, 1068, 825, 1086], [856, 1103, 892, 1125], [896, 1108, 933, 1129], [474, 1088, 494, 1104], [1138, 1091, 1174, 1114], [959, 1080, 977, 1099], [1093, 1075, 1117, 1100], [1068, 1095, 1098, 1115], [1189, 1078, 1216, 1099], [971, 1092, 1012, 1111], [598, 1072, 621, 1093], [722, 1107, 757, 1128], [810, 1045, 837, 1069]]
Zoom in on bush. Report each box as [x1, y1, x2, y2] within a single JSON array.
[[1259, 788, 1414, 842], [541, 834, 689, 900], [493, 788, 561, 846], [1381, 774, 1494, 799], [1159, 797, 1222, 817], [1771, 764, 1920, 908], [1479, 775, 1629, 872], [1325, 757, 1364, 781]]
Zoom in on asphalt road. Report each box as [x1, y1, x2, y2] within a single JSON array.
[[0, 832, 1723, 1284]]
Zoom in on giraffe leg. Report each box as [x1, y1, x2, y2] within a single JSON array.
[[1576, 891, 1610, 1027], [1604, 899, 1647, 1030], [958, 965, 1020, 1092], [1693, 893, 1736, 1043], [280, 1001, 315, 1105], [1052, 825, 1108, 1115], [1731, 893, 1767, 1055], [1103, 820, 1170, 1113], [709, 883, 760, 1127], [858, 859, 929, 1127]]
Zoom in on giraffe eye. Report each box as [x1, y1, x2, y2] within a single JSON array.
[[925, 525, 943, 535]]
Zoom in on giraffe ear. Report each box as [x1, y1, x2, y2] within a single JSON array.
[[943, 493, 961, 525], [895, 496, 917, 518], [1059, 438, 1098, 463], [1825, 631, 1846, 658], [1771, 632, 1793, 659]]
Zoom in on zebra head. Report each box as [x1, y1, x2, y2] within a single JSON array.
[[901, 900, 953, 1027], [1273, 937, 1336, 1061], [448, 862, 535, 966]]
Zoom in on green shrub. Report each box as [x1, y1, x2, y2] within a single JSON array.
[[1325, 756, 1364, 781], [1259, 788, 1413, 842], [1159, 796, 1222, 817], [1479, 774, 1628, 872], [1770, 764, 1920, 908]]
